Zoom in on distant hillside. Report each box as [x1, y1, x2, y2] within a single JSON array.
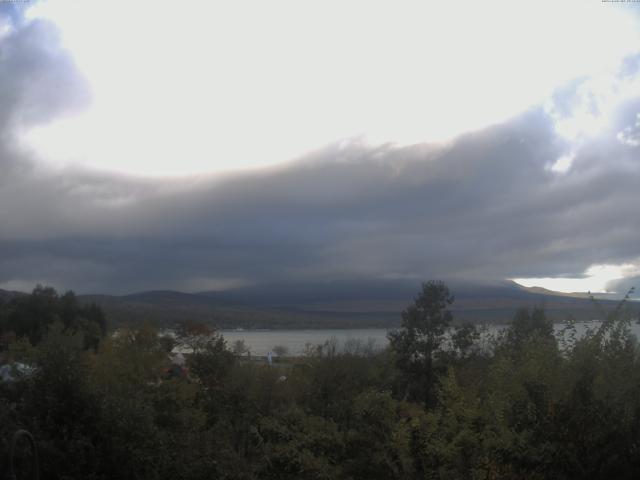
[[0, 289, 26, 302], [77, 280, 636, 330]]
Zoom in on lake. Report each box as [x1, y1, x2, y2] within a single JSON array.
[[221, 321, 640, 356], [220, 328, 389, 356]]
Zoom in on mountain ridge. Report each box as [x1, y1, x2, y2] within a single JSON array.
[[68, 280, 636, 329], [3, 280, 634, 329]]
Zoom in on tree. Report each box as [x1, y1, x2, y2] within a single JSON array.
[[503, 307, 556, 354], [272, 345, 289, 357], [506, 306, 554, 351], [0, 286, 107, 349], [388, 280, 454, 408], [188, 334, 235, 390], [25, 322, 100, 478], [451, 323, 480, 360], [232, 339, 249, 356], [174, 320, 215, 354]]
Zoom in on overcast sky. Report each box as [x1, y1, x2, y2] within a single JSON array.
[[1, 1, 640, 295]]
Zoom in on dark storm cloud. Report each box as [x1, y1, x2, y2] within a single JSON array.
[[0, 8, 89, 129], [1, 9, 640, 294], [0, 4, 90, 187], [607, 276, 640, 296]]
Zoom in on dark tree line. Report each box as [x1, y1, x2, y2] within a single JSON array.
[[1, 282, 640, 479], [0, 286, 106, 350]]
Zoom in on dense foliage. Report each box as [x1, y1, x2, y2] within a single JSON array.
[[1, 283, 640, 479]]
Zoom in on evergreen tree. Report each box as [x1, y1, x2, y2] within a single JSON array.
[[388, 280, 454, 407]]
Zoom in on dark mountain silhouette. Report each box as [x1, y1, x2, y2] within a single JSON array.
[[0, 289, 26, 302], [74, 280, 634, 329]]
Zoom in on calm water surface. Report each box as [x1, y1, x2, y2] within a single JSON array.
[[221, 328, 389, 356], [221, 321, 640, 356]]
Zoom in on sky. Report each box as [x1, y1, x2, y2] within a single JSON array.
[[1, 0, 640, 295]]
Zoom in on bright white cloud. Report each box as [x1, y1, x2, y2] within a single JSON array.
[[546, 67, 640, 144], [547, 152, 575, 174], [618, 113, 640, 146], [513, 263, 640, 294], [0, 15, 12, 40], [20, 0, 640, 176]]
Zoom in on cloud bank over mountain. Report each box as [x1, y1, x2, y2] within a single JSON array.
[[1, 4, 640, 294]]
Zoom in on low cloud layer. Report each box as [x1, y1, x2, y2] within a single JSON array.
[[1, 7, 640, 294]]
